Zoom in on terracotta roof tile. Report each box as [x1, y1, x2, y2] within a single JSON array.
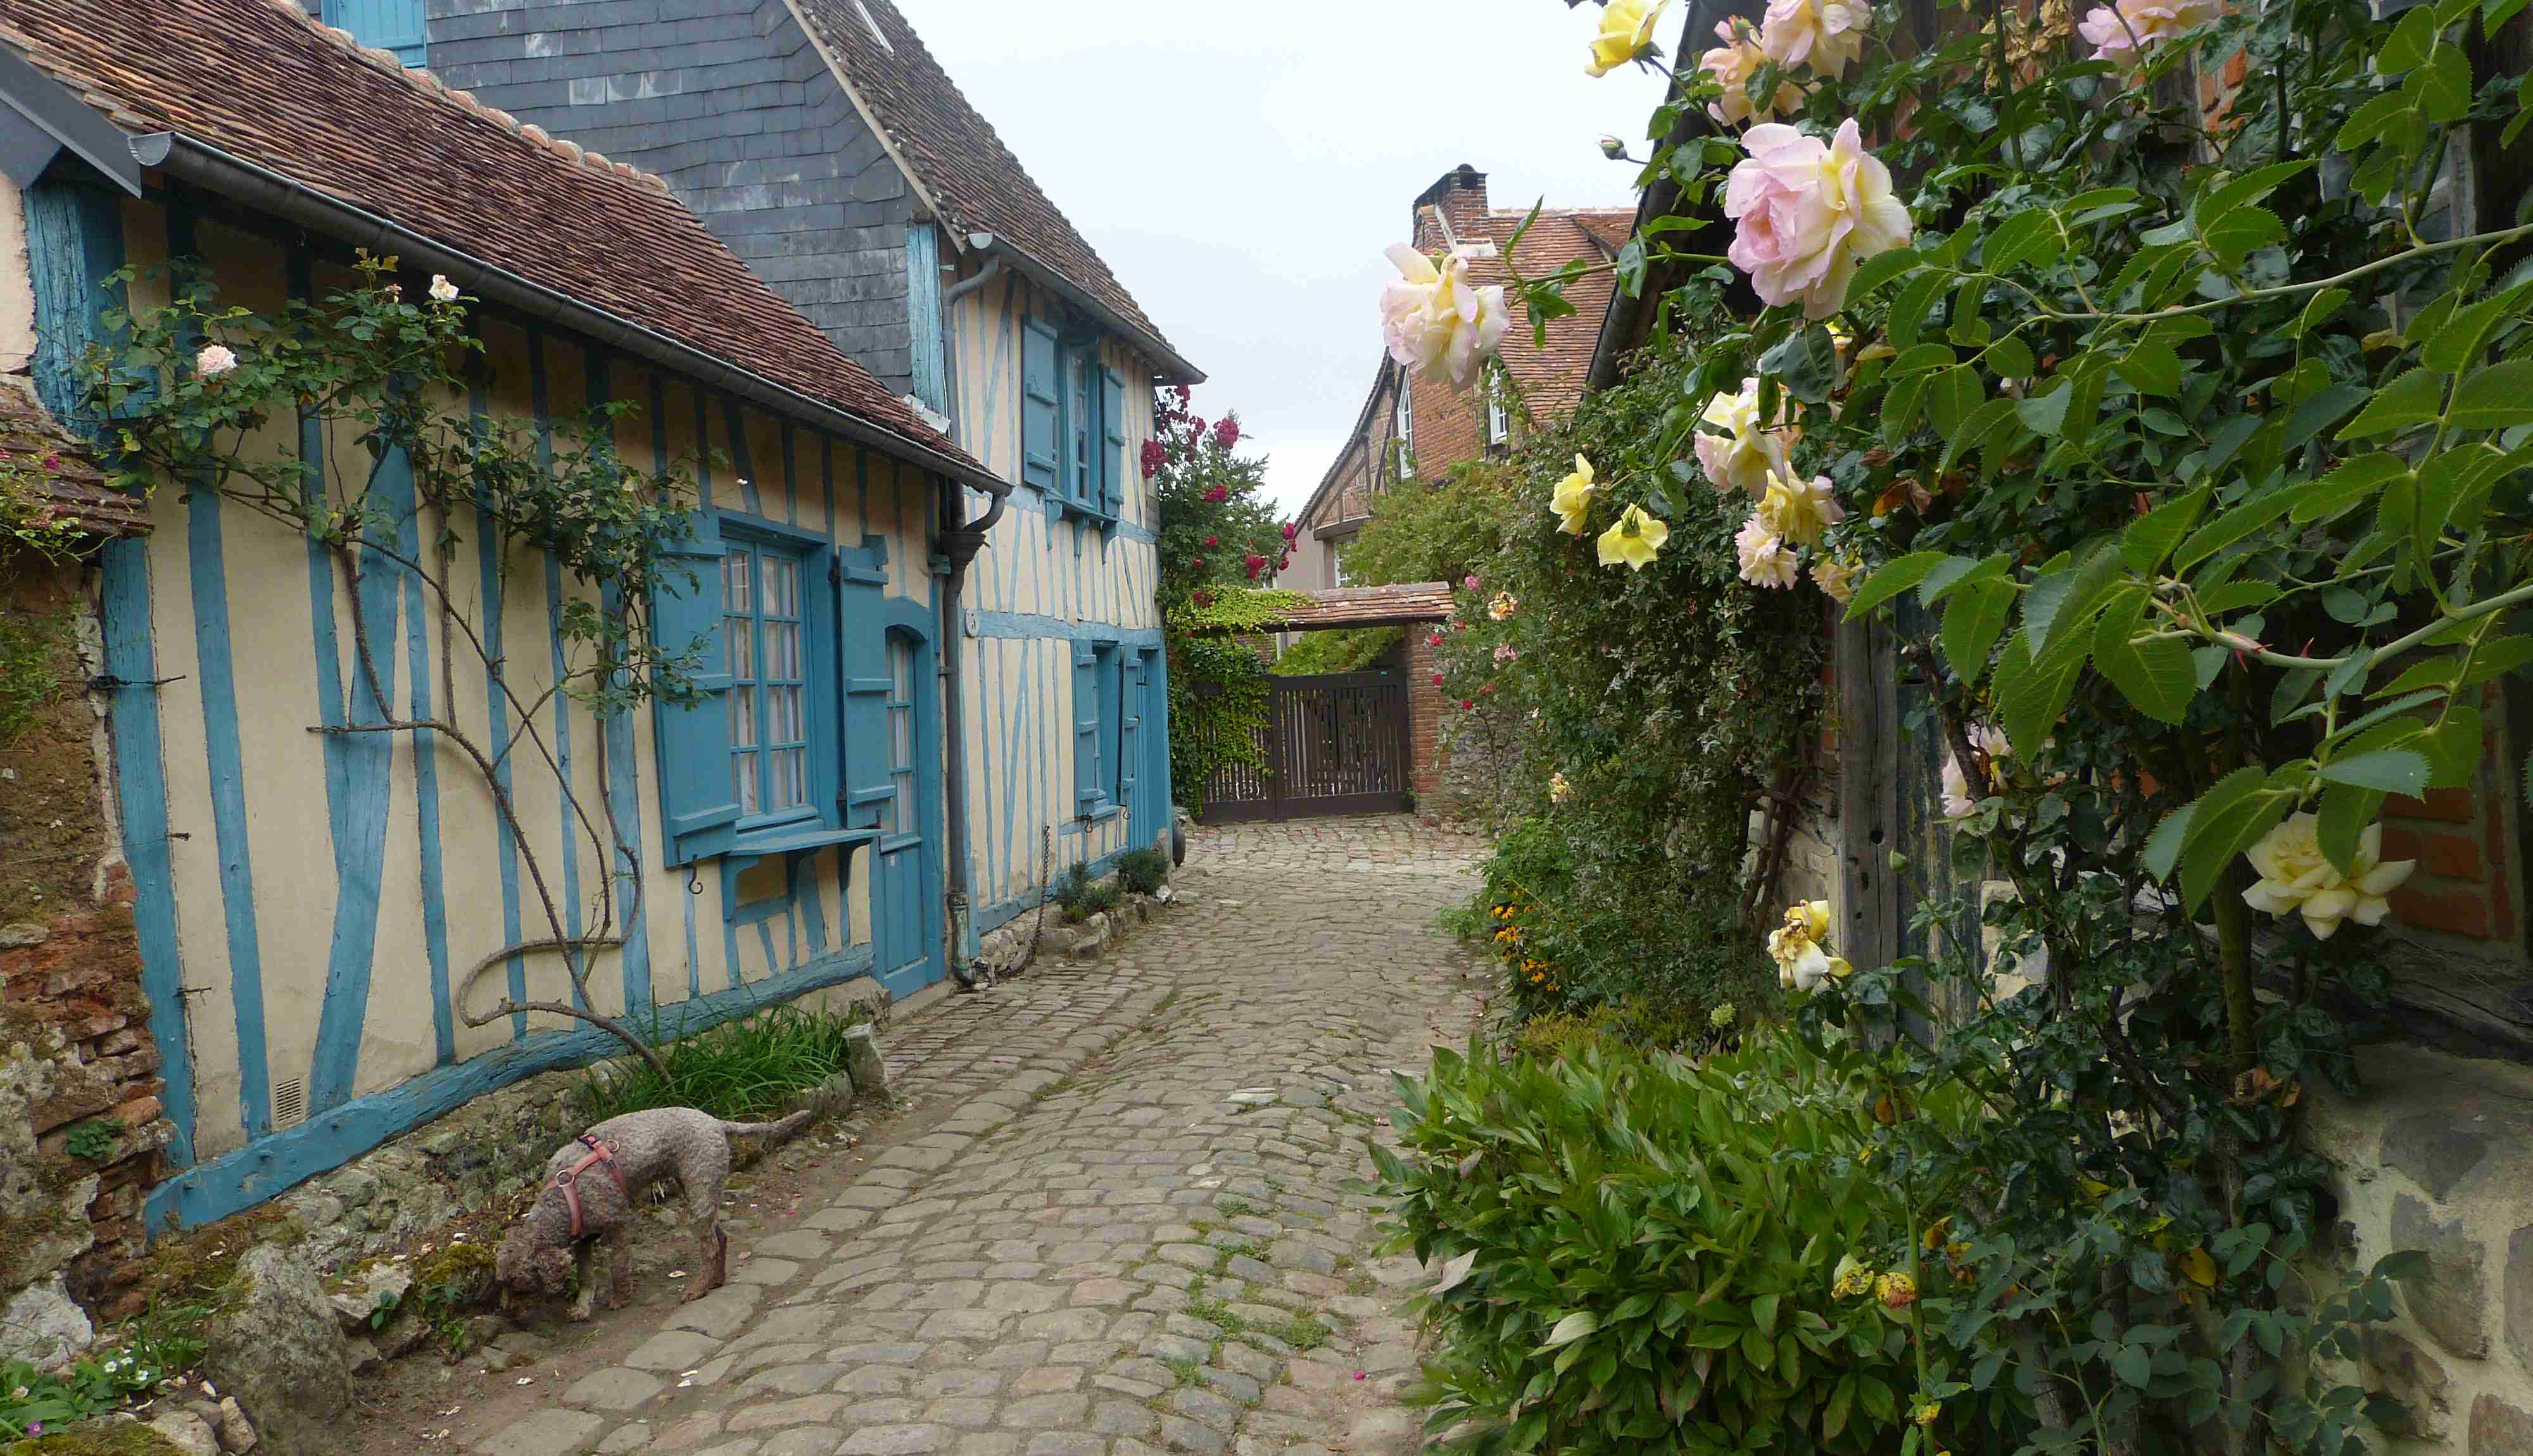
[[0, 0, 979, 471], [0, 380, 142, 536], [1469, 206, 1636, 420], [791, 0, 1180, 365], [1191, 583, 1455, 634]]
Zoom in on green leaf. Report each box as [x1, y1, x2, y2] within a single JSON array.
[[2174, 482, 2303, 573], [2119, 341, 2185, 398], [2338, 368, 2448, 439], [2292, 287, 2353, 339], [2379, 4, 2440, 73], [2097, 615, 2199, 724], [2316, 782, 2382, 875], [2023, 543, 2122, 656], [1845, 246, 1924, 301], [2203, 206, 2285, 270], [1887, 270, 1949, 353], [1919, 553, 2007, 606], [2317, 749, 2431, 796], [1997, 634, 2085, 761], [2123, 486, 2213, 572], [2016, 381, 2073, 436], [2144, 802, 2197, 880], [2194, 160, 2319, 227], [2449, 359, 2533, 430], [2290, 453, 2411, 524], [2415, 45, 2473, 124], [1542, 1311, 1600, 1349], [1983, 209, 2062, 275], [1847, 552, 1959, 618], [1943, 578, 2018, 682], [2114, 1344, 2154, 1390], [1753, 1293, 1780, 1336]]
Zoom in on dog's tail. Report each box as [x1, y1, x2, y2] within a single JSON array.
[[719, 1108, 814, 1142]]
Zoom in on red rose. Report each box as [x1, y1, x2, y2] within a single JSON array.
[[1204, 486, 1229, 503], [1192, 556, 1205, 568], [1204, 534, 1219, 547], [1140, 439, 1168, 477], [1432, 673, 1444, 686], [1282, 522, 1298, 539], [1460, 700, 1474, 711], [1173, 384, 1191, 405], [1213, 418, 1241, 449]]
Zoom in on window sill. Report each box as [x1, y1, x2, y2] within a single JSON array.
[[1078, 801, 1123, 825], [1048, 496, 1117, 529], [729, 823, 880, 860]]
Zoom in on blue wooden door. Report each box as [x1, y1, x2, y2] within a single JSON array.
[[871, 626, 941, 997], [1127, 649, 1161, 849]]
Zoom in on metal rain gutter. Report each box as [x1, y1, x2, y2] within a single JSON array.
[[963, 231, 1204, 387], [127, 131, 1011, 499]]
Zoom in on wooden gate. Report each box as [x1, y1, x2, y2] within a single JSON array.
[[1201, 670, 1413, 822]]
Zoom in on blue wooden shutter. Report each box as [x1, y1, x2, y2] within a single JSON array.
[[906, 227, 946, 416], [651, 511, 740, 866], [322, 0, 427, 64], [1118, 653, 1140, 813], [1021, 319, 1061, 494], [841, 580, 896, 829], [1099, 367, 1127, 517], [1073, 642, 1099, 813]]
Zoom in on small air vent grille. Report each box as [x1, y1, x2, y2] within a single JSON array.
[[272, 1077, 307, 1129]]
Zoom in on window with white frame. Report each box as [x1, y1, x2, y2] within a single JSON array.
[[722, 542, 811, 819], [882, 636, 918, 836], [1393, 380, 1413, 478], [1486, 370, 1510, 446]]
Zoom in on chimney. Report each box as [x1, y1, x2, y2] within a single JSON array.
[[1411, 164, 1489, 251]]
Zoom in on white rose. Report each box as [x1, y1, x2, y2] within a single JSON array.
[[1379, 244, 1509, 391], [195, 343, 238, 377], [2241, 813, 2415, 940], [429, 274, 460, 303]]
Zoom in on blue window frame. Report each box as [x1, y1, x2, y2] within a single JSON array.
[[1024, 318, 1128, 525], [720, 536, 814, 827], [320, 0, 427, 65]]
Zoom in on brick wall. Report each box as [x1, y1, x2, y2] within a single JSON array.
[[2378, 688, 2524, 955], [1, 548, 175, 1344], [1407, 629, 1442, 805]]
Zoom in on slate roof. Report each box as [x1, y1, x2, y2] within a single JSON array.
[[791, 0, 1180, 363], [0, 381, 142, 536], [1187, 584, 1456, 634], [0, 0, 980, 471], [1465, 206, 1636, 418]]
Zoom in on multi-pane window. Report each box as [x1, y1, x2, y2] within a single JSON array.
[[1486, 372, 1510, 445], [723, 543, 809, 819], [883, 637, 918, 837], [1066, 349, 1096, 503], [1393, 380, 1413, 478]]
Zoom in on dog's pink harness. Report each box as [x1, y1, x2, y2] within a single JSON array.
[[551, 1134, 626, 1239]]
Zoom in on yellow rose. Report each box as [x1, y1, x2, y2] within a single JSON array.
[[1756, 470, 1845, 548], [1596, 504, 1669, 570], [1587, 0, 1674, 77], [1550, 455, 1596, 535], [2240, 813, 2415, 940]]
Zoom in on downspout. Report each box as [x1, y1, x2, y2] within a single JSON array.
[[938, 479, 1005, 986], [937, 256, 1001, 441], [935, 251, 1006, 986]]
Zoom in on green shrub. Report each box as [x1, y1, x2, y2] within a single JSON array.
[[1378, 1026, 1961, 1454], [1270, 627, 1399, 677], [571, 1003, 866, 1126], [1114, 848, 1170, 896], [1505, 996, 1736, 1060], [1051, 862, 1121, 924], [1474, 817, 1770, 1025]]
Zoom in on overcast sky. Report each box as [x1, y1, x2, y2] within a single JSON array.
[[905, 0, 1673, 516]]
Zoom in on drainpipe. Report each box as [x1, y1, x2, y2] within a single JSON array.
[[937, 257, 1001, 435], [938, 479, 1004, 986]]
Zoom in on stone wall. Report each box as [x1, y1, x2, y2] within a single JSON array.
[[0, 548, 177, 1362], [2305, 1043, 2533, 1453]]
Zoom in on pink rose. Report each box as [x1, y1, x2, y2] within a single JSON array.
[[1699, 22, 1801, 125], [2077, 0, 2219, 62], [1758, 0, 1870, 78], [1724, 120, 1914, 320], [1735, 515, 1800, 589], [1214, 418, 1241, 449]]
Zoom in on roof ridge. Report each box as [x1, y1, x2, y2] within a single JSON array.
[[257, 0, 675, 197]]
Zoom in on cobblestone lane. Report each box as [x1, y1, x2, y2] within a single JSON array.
[[478, 816, 1488, 1456]]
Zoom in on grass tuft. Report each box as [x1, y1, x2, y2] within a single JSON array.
[[571, 1003, 869, 1126]]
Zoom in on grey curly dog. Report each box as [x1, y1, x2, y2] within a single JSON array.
[[495, 1107, 811, 1319]]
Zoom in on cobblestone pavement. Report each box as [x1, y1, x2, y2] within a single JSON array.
[[477, 815, 1489, 1456]]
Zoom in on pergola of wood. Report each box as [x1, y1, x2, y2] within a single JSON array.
[[1185, 582, 1455, 634]]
